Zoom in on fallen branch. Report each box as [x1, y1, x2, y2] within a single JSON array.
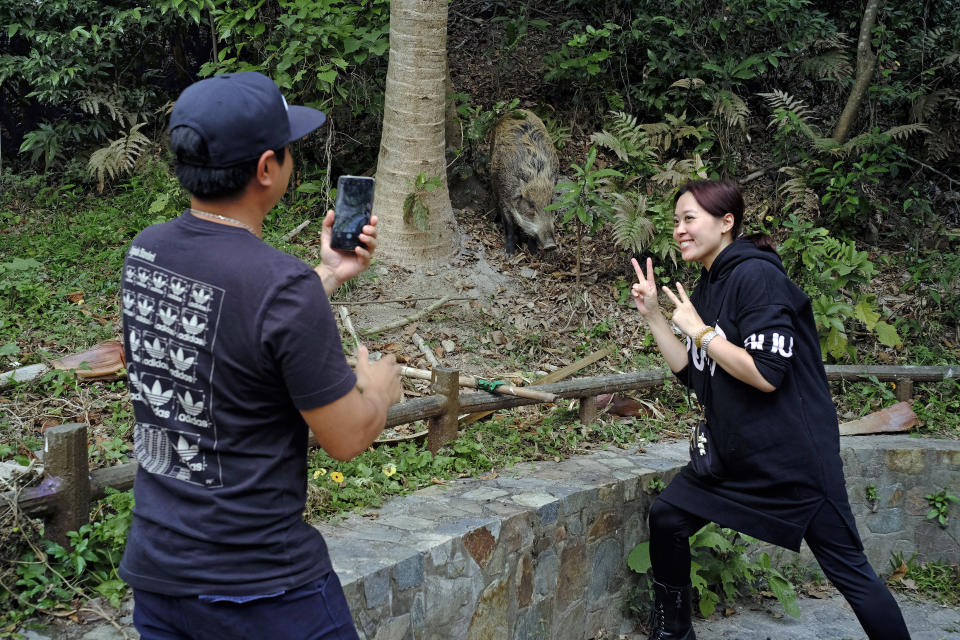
[[345, 358, 556, 402], [282, 218, 313, 242], [360, 295, 454, 335], [337, 306, 360, 352], [331, 296, 474, 306], [460, 345, 616, 426], [412, 332, 440, 367]]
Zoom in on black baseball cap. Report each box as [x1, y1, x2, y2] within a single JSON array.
[[169, 72, 327, 168]]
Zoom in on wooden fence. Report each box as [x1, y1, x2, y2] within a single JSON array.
[[3, 364, 955, 544]]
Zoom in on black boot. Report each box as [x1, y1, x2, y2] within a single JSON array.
[[647, 580, 696, 640]]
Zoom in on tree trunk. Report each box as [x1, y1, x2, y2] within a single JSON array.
[[374, 0, 459, 266], [831, 0, 883, 144]]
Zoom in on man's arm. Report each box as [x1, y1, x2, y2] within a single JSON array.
[[300, 346, 401, 460]]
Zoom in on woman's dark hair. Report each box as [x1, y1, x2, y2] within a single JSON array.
[[169, 126, 286, 201], [675, 180, 776, 252]]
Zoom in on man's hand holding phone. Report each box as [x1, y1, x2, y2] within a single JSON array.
[[315, 209, 379, 296]]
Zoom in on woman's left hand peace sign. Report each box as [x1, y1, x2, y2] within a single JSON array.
[[661, 282, 706, 337]]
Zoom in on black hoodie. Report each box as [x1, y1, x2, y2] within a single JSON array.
[[658, 239, 858, 551]]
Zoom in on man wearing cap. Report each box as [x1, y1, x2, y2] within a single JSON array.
[[118, 71, 401, 639]]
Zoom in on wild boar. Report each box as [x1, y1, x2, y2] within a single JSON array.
[[490, 110, 559, 255]]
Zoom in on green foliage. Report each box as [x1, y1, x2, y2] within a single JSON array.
[[627, 524, 800, 619], [5, 489, 133, 627], [925, 488, 958, 528], [645, 477, 666, 494], [776, 214, 899, 360], [1, 0, 179, 175], [402, 173, 443, 231], [888, 553, 960, 607], [200, 0, 390, 107]]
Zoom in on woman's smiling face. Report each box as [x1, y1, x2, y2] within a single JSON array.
[[673, 191, 733, 270]]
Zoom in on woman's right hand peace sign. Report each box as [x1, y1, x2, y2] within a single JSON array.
[[630, 257, 660, 317]]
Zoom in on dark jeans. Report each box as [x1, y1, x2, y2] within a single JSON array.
[[648, 498, 912, 640], [132, 571, 360, 640]]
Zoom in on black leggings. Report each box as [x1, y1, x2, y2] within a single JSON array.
[[648, 498, 911, 640]]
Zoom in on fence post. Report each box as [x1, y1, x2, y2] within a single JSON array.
[[578, 395, 597, 427], [895, 377, 914, 402], [43, 423, 89, 546], [427, 368, 459, 454]]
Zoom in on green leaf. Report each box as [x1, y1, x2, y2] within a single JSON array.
[[874, 321, 901, 347], [853, 299, 880, 330], [826, 327, 847, 360], [317, 69, 338, 85], [627, 542, 651, 574]]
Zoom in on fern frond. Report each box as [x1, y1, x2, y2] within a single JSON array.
[[881, 123, 932, 142], [590, 111, 650, 163], [713, 90, 750, 129], [670, 78, 705, 90], [924, 126, 959, 162], [87, 122, 151, 192], [759, 90, 814, 120], [79, 92, 132, 126], [777, 167, 819, 218], [609, 191, 656, 254], [651, 157, 707, 187], [800, 51, 852, 81], [911, 91, 945, 122]]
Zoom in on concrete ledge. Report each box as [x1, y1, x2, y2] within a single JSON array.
[[314, 436, 960, 640]]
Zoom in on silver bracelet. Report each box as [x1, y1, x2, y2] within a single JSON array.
[[700, 330, 719, 353]]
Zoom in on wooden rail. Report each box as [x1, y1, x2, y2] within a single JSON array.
[[5, 364, 955, 544]]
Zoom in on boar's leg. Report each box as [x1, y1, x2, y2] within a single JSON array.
[[502, 211, 519, 256]]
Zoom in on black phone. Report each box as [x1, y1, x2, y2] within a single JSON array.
[[330, 175, 375, 251]]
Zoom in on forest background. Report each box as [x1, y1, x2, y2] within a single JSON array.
[[1, 0, 959, 634]]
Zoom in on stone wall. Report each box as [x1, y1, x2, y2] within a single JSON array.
[[314, 436, 960, 640]]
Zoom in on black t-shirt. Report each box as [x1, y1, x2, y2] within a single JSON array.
[[118, 212, 356, 596]]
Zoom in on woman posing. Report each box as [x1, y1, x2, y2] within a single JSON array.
[[631, 180, 910, 640]]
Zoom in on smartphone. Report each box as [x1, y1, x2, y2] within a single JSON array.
[[331, 175, 375, 251]]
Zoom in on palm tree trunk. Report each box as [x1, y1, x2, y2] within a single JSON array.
[[374, 0, 458, 266]]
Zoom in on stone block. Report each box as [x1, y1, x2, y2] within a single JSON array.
[[517, 552, 534, 608], [586, 510, 621, 543], [466, 579, 511, 640], [866, 507, 905, 535], [904, 487, 931, 516], [886, 449, 926, 474], [935, 450, 960, 467], [500, 511, 536, 553], [587, 538, 622, 601], [560, 487, 597, 517], [373, 614, 412, 640], [463, 525, 498, 569], [395, 553, 425, 591], [461, 487, 510, 501], [552, 601, 586, 640], [514, 599, 554, 640], [422, 569, 484, 639], [364, 567, 392, 609], [534, 547, 559, 597], [556, 543, 587, 605]]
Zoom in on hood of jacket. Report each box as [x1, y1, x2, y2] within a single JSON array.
[[691, 238, 786, 321]]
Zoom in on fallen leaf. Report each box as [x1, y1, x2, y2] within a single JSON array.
[[66, 291, 84, 304], [430, 476, 445, 485], [478, 472, 498, 481], [888, 559, 908, 583]]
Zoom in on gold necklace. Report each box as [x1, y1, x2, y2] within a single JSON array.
[[189, 208, 256, 234]]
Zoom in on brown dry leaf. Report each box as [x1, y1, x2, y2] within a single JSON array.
[[723, 607, 736, 617], [478, 471, 498, 481], [430, 476, 445, 485], [888, 559, 909, 583], [66, 290, 84, 304]]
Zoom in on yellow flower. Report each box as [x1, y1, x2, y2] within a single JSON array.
[[891, 382, 897, 389], [313, 468, 327, 479], [330, 471, 345, 484], [765, 215, 773, 222], [382, 463, 397, 478]]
